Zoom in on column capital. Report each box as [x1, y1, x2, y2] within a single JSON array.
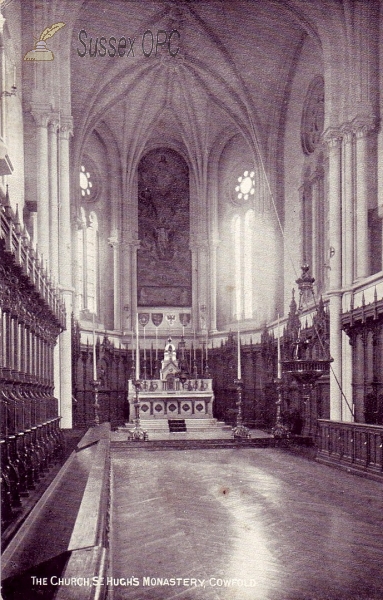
[[31, 110, 51, 128], [340, 124, 354, 145], [323, 127, 343, 149], [352, 115, 377, 139], [108, 236, 119, 248], [48, 117, 60, 133], [59, 116, 74, 138]]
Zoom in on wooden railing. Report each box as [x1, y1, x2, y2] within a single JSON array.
[[317, 419, 383, 480]]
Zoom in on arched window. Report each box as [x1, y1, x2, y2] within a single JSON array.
[[232, 214, 242, 319], [244, 209, 254, 319], [77, 208, 99, 314], [87, 211, 98, 313]]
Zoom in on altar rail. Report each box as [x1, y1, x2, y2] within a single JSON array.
[[316, 419, 383, 481]]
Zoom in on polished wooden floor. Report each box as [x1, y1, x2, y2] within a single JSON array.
[[109, 448, 383, 600]]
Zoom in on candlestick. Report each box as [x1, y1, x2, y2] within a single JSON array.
[[155, 326, 158, 360], [237, 327, 241, 380], [136, 313, 140, 380], [205, 333, 208, 361], [193, 329, 196, 359], [92, 313, 97, 380], [143, 324, 146, 362], [277, 313, 281, 379]]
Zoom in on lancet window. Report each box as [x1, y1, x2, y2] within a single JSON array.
[[231, 208, 255, 320], [77, 208, 99, 314]]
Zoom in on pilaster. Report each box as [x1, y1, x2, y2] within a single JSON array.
[[48, 118, 59, 281], [58, 115, 73, 429], [354, 116, 375, 280], [341, 126, 354, 286], [108, 236, 121, 330], [31, 109, 50, 268], [324, 128, 343, 420]]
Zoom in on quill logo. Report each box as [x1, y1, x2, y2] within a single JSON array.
[[24, 22, 65, 61]]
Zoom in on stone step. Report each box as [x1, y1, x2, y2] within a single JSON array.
[[168, 419, 187, 432], [112, 438, 275, 451], [120, 418, 229, 433]]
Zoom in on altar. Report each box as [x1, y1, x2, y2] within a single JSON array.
[[128, 337, 214, 421]]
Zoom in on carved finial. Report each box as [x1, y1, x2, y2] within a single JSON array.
[[14, 203, 21, 233]]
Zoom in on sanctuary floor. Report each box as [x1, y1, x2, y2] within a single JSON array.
[[109, 448, 383, 600]]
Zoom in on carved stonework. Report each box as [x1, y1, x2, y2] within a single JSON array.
[[301, 76, 325, 155], [137, 147, 191, 307]]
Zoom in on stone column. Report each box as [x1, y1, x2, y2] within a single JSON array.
[[197, 244, 208, 332], [108, 236, 121, 330], [129, 241, 139, 330], [190, 245, 199, 332], [32, 111, 50, 267], [310, 175, 319, 286], [341, 330, 354, 421], [58, 117, 73, 429], [342, 128, 354, 286], [48, 118, 59, 281], [209, 242, 218, 333], [325, 130, 343, 421], [354, 119, 373, 280]]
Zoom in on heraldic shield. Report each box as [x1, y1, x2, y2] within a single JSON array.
[[151, 313, 163, 327], [138, 313, 150, 327], [179, 313, 191, 327]]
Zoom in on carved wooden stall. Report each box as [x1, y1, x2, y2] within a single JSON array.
[[72, 324, 130, 429], [342, 290, 383, 425], [0, 195, 66, 528], [208, 333, 272, 428]]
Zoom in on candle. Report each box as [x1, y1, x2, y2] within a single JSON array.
[[131, 330, 134, 360], [92, 313, 97, 380], [155, 326, 158, 360], [205, 333, 208, 361], [277, 313, 281, 379], [193, 329, 196, 359], [237, 327, 241, 380], [13, 65, 16, 87], [135, 313, 140, 380]]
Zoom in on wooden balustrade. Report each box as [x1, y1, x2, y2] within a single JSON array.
[[317, 419, 383, 480]]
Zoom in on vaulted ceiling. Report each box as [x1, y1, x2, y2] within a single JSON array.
[[68, 1, 320, 173]]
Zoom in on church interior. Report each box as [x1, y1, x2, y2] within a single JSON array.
[[1, 1, 383, 599]]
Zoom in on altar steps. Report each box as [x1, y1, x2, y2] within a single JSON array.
[[168, 419, 187, 432], [111, 437, 275, 451], [119, 418, 230, 434]]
